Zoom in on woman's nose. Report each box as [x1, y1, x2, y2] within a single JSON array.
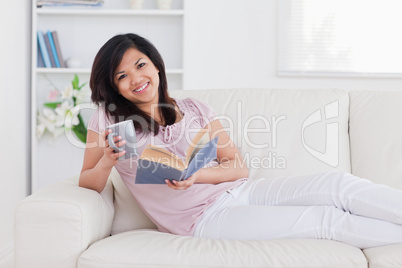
[[130, 71, 143, 86]]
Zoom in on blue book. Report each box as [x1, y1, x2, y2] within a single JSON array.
[[135, 130, 219, 184], [37, 31, 51, 68], [51, 31, 66, 68], [37, 42, 45, 67], [47, 30, 60, 67], [44, 33, 56, 67]]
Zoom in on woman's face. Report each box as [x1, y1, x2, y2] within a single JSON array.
[[113, 48, 160, 111]]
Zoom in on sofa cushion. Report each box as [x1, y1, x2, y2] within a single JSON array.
[[171, 88, 351, 179], [78, 230, 367, 268], [15, 176, 114, 268], [110, 168, 157, 235], [363, 244, 402, 268], [349, 90, 402, 190]]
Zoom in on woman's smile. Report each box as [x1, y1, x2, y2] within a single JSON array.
[[133, 82, 149, 94]]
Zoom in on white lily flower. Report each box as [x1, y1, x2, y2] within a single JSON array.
[[72, 89, 79, 98], [36, 124, 46, 139], [42, 107, 57, 121], [67, 111, 80, 127], [55, 101, 71, 127], [62, 85, 73, 99], [37, 110, 57, 133], [55, 100, 79, 127], [37, 75, 88, 143], [74, 88, 91, 104]]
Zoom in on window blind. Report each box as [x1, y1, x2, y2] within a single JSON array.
[[278, 0, 402, 76]]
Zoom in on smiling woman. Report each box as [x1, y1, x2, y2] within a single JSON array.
[[80, 32, 248, 236]]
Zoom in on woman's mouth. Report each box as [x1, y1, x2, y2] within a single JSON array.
[[133, 82, 149, 94]]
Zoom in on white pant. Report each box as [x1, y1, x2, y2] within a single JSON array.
[[194, 171, 402, 249]]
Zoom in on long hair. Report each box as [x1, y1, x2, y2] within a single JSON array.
[[90, 33, 177, 135]]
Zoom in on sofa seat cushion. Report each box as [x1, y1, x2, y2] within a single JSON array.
[[78, 230, 367, 268], [363, 244, 402, 268]]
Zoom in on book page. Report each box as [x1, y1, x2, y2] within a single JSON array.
[[185, 126, 212, 165], [185, 136, 219, 179], [186, 132, 210, 164], [140, 145, 186, 171]]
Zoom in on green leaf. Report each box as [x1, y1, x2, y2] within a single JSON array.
[[72, 74, 79, 90], [43, 102, 61, 109], [72, 113, 87, 143], [78, 82, 88, 91], [72, 127, 87, 143]]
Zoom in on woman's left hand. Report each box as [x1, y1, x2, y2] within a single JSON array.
[[165, 173, 197, 190]]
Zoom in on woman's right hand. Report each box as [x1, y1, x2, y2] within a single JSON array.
[[100, 129, 126, 168], [79, 129, 126, 193]]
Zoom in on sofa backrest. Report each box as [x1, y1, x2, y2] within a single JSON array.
[[349, 90, 402, 190], [110, 88, 352, 234], [172, 88, 351, 178], [110, 168, 157, 235]]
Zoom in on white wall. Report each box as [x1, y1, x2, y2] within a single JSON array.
[[0, 0, 31, 264], [184, 0, 402, 91]]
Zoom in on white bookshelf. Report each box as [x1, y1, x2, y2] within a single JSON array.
[[31, 0, 186, 192]]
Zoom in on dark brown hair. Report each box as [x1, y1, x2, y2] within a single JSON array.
[[90, 33, 177, 135]]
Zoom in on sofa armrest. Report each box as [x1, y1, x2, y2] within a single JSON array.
[[14, 175, 115, 268]]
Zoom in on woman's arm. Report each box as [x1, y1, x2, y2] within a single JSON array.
[[166, 119, 249, 190], [79, 129, 126, 193]]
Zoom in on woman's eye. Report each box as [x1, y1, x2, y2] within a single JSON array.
[[118, 74, 127, 80], [138, 63, 146, 69]]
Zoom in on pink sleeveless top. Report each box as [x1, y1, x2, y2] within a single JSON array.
[[88, 97, 247, 236]]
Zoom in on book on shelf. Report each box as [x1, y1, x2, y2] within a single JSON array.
[[37, 31, 51, 68], [37, 30, 66, 68], [51, 31, 66, 68], [43, 32, 56, 67], [47, 30, 61, 67], [135, 126, 219, 184], [37, 43, 45, 68]]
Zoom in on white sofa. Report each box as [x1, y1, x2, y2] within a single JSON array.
[[15, 88, 402, 268]]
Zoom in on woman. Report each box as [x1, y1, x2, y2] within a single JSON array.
[[79, 33, 402, 249]]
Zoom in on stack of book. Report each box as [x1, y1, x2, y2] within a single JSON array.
[[37, 0, 103, 7], [37, 30, 66, 68]]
